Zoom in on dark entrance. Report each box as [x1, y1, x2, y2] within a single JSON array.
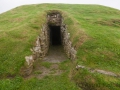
[[49, 26, 61, 45]]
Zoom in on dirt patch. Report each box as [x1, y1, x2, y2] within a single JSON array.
[[101, 50, 115, 59], [20, 65, 33, 78], [25, 63, 64, 80], [82, 55, 87, 61], [0, 74, 16, 80], [25, 45, 67, 79], [43, 46, 67, 63], [33, 64, 63, 79]]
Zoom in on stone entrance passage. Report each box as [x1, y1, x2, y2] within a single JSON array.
[[24, 10, 77, 66], [44, 11, 66, 63], [23, 10, 77, 76], [47, 10, 76, 61]]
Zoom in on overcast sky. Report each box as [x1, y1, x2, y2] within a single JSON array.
[[0, 0, 120, 14]]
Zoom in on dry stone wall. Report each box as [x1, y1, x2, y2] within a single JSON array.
[[47, 12, 62, 26], [61, 24, 77, 60], [23, 24, 50, 75]]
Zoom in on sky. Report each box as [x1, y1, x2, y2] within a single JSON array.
[[0, 0, 120, 14]]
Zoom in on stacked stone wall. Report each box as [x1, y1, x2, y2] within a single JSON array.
[[23, 24, 50, 75], [61, 24, 77, 60]]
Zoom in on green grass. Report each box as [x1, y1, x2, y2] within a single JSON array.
[[0, 75, 80, 90], [19, 71, 80, 90], [72, 69, 120, 90], [41, 62, 52, 68], [33, 71, 42, 75], [0, 76, 23, 90], [0, 61, 80, 90], [0, 3, 120, 90]]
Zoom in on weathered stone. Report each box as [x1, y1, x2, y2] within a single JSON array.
[[35, 36, 41, 47], [95, 69, 117, 77], [32, 54, 37, 60], [25, 55, 34, 66], [47, 12, 62, 26], [61, 23, 77, 60], [76, 65, 85, 69], [76, 65, 119, 77], [70, 47, 77, 60]]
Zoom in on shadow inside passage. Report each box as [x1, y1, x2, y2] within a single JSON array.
[[49, 26, 62, 46]]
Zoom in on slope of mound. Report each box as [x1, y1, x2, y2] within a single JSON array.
[[0, 4, 120, 90]]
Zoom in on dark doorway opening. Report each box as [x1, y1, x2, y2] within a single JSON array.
[[49, 26, 61, 45]]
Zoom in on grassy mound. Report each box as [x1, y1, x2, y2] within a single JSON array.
[[0, 4, 120, 90]]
